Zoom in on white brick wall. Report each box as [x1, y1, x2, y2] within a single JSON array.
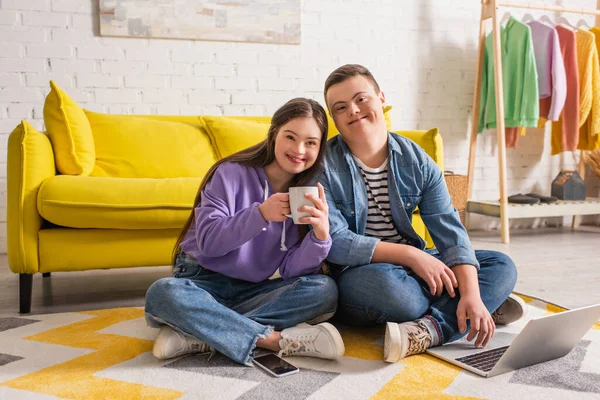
[[0, 10, 18, 26], [1, 0, 599, 254], [22, 11, 69, 27], [2, 0, 48, 12]]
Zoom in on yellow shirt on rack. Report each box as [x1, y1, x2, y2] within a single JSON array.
[[577, 30, 596, 129], [579, 28, 600, 151]]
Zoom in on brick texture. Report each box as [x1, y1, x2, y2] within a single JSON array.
[[0, 0, 599, 253]]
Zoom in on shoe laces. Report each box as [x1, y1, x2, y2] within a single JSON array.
[[405, 321, 432, 356], [181, 335, 215, 359], [186, 341, 211, 352], [278, 335, 317, 357]]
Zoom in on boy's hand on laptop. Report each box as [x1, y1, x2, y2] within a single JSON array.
[[457, 296, 495, 348]]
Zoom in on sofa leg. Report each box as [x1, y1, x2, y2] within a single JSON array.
[[42, 272, 51, 278], [19, 274, 33, 314]]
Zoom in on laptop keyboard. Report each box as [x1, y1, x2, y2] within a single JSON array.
[[455, 345, 509, 372]]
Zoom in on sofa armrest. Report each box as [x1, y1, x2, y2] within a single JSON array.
[[7, 121, 56, 274]]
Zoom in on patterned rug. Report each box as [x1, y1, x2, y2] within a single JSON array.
[[1, 295, 599, 399]]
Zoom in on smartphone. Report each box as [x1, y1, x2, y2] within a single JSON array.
[[252, 353, 299, 377]]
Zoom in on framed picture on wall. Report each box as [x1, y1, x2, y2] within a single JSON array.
[[99, 0, 301, 45]]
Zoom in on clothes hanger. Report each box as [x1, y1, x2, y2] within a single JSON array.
[[539, 15, 555, 26], [576, 18, 592, 30], [500, 12, 512, 26], [522, 13, 535, 23], [557, 16, 578, 31]]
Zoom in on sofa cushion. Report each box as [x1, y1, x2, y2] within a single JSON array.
[[85, 111, 218, 178], [201, 116, 270, 159], [395, 128, 444, 171], [38, 175, 200, 229], [43, 80, 95, 175]]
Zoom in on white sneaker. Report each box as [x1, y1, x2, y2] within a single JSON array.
[[384, 319, 432, 363], [152, 326, 213, 360], [492, 293, 527, 325], [279, 322, 345, 360]]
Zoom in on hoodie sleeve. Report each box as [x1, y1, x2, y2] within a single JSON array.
[[193, 165, 268, 258], [278, 230, 332, 280], [548, 27, 567, 121]]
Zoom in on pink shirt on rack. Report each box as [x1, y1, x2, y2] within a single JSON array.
[[527, 20, 567, 120]]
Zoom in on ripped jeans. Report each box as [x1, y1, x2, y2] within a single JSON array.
[[145, 252, 338, 366]]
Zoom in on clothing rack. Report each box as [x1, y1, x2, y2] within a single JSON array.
[[466, 0, 600, 243]]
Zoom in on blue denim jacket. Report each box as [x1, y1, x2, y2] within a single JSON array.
[[316, 132, 479, 269]]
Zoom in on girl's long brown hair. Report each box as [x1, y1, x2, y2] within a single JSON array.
[[172, 98, 329, 265]]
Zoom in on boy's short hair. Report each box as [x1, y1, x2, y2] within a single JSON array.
[[324, 64, 381, 101]]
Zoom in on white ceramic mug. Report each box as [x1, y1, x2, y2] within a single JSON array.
[[286, 186, 319, 224]]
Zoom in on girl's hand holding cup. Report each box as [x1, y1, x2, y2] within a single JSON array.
[[298, 183, 329, 241], [258, 193, 290, 222]]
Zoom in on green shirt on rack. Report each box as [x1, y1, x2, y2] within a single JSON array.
[[478, 17, 539, 133]]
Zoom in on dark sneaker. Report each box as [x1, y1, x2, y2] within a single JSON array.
[[525, 193, 558, 203], [507, 194, 540, 204], [492, 294, 527, 325]]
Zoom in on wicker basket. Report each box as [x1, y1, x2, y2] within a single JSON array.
[[444, 171, 468, 224], [585, 149, 600, 180]]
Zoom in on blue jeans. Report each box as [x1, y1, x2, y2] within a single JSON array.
[[331, 250, 517, 344], [145, 253, 338, 366]]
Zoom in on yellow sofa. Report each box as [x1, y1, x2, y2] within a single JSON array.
[[7, 82, 444, 313]]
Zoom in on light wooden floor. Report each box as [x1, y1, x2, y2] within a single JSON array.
[[470, 226, 600, 310], [0, 226, 599, 316]]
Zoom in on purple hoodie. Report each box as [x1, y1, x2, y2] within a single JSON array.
[[179, 162, 332, 282]]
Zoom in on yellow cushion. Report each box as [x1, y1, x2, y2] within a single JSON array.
[[201, 116, 270, 159], [395, 128, 444, 171], [38, 175, 201, 229], [202, 108, 393, 157], [85, 111, 218, 178], [43, 80, 95, 175], [397, 128, 443, 249], [327, 105, 394, 139]]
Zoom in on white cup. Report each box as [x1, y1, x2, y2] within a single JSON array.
[[286, 186, 319, 224]]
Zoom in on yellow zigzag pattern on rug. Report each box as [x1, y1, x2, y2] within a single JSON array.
[[340, 325, 479, 399], [1, 308, 183, 400]]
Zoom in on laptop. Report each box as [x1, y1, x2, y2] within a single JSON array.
[[426, 303, 600, 378]]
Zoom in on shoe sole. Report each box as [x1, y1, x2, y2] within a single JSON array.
[[318, 322, 346, 359], [494, 294, 528, 325], [509, 293, 528, 321], [152, 326, 172, 360], [384, 322, 401, 363]]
